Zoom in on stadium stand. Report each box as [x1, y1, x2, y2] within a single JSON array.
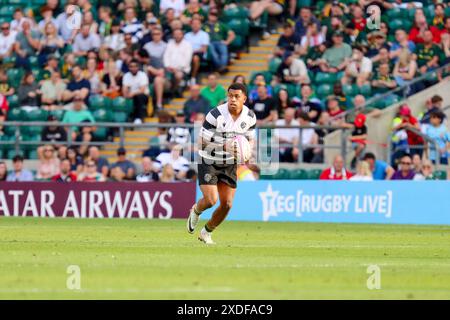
[[0, 0, 449, 182]]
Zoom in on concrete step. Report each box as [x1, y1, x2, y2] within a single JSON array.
[[101, 150, 143, 156], [113, 136, 151, 143], [103, 143, 150, 151], [228, 65, 263, 71]]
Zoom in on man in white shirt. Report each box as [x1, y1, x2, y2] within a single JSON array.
[[184, 18, 210, 85], [159, 0, 186, 18], [154, 144, 190, 180], [163, 28, 193, 95], [0, 22, 16, 60], [341, 45, 373, 87], [122, 59, 150, 124], [72, 24, 101, 56], [274, 107, 300, 163]]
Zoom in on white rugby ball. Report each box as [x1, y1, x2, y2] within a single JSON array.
[[232, 135, 252, 164]]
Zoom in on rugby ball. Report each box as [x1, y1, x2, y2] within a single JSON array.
[[232, 135, 252, 164]]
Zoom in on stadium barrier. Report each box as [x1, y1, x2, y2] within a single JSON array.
[[198, 181, 450, 225], [0, 182, 195, 219]]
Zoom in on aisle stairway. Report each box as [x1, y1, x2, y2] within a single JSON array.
[[100, 33, 280, 164]]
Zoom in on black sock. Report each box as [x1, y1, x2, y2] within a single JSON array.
[[204, 224, 213, 233]]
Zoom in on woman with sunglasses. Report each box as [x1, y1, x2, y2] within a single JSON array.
[[36, 145, 60, 181]]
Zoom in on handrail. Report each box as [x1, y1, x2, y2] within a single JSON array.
[[331, 61, 450, 122]]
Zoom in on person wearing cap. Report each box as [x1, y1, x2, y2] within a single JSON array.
[[422, 110, 449, 165], [6, 155, 34, 182], [349, 113, 368, 169], [276, 50, 310, 85], [392, 104, 424, 158], [168, 110, 191, 145], [111, 147, 137, 180], [341, 45, 372, 87], [320, 31, 352, 73]]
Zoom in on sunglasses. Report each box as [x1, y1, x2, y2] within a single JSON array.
[[1, 27, 9, 30]]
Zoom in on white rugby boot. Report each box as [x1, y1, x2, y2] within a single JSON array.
[[198, 227, 215, 245], [186, 204, 200, 234]]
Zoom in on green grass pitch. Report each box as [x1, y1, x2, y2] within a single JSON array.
[[0, 217, 449, 299]]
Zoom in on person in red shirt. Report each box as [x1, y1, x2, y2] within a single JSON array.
[[409, 15, 441, 44], [393, 104, 424, 157], [351, 5, 366, 32], [52, 158, 77, 182], [320, 154, 353, 180]]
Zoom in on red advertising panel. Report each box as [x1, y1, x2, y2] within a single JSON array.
[[0, 182, 196, 219]]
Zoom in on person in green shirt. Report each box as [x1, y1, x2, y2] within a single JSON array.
[[320, 31, 352, 73], [203, 9, 235, 72], [200, 73, 226, 108], [413, 30, 442, 74], [371, 62, 397, 94], [62, 97, 96, 133]]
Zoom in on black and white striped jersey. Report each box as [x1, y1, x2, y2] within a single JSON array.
[[199, 103, 257, 164]]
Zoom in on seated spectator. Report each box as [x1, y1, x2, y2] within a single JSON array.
[[351, 4, 366, 32], [249, 74, 272, 102], [98, 6, 113, 38], [0, 22, 17, 61], [83, 58, 102, 95], [292, 84, 322, 123], [180, 0, 206, 25], [62, 65, 91, 104], [160, 0, 186, 18], [341, 45, 372, 87], [143, 26, 167, 111], [83, 11, 99, 34], [41, 114, 68, 146], [250, 84, 277, 125], [442, 32, 450, 65], [319, 154, 353, 180], [409, 15, 441, 44], [185, 18, 209, 85], [40, 71, 67, 109], [160, 163, 176, 182], [413, 29, 443, 75], [36, 145, 60, 180], [88, 146, 110, 177], [111, 147, 137, 180], [371, 62, 397, 94], [62, 97, 95, 138], [366, 31, 389, 60], [0, 161, 8, 181], [136, 156, 160, 182], [422, 111, 449, 165], [121, 7, 144, 43], [299, 21, 325, 56], [413, 160, 437, 180], [274, 107, 300, 163], [163, 28, 193, 96], [184, 84, 210, 123], [390, 29, 416, 61], [108, 166, 126, 182], [73, 24, 101, 57], [10, 8, 29, 33], [276, 51, 310, 85], [393, 49, 417, 90], [305, 43, 327, 72], [275, 88, 293, 119], [17, 72, 41, 111], [420, 95, 444, 125], [344, 95, 381, 124], [38, 22, 64, 66], [66, 146, 84, 174], [362, 152, 395, 180], [168, 110, 191, 145], [393, 104, 424, 158], [412, 153, 422, 174], [294, 6, 321, 39], [249, 0, 284, 23], [78, 158, 106, 182], [349, 161, 373, 181], [200, 73, 226, 108], [52, 158, 78, 182], [391, 154, 415, 180], [320, 31, 352, 73], [349, 114, 368, 169], [273, 23, 299, 58], [154, 144, 190, 180], [13, 20, 41, 69], [203, 9, 235, 73], [6, 155, 34, 182], [122, 59, 150, 124], [322, 96, 345, 126], [100, 59, 122, 99], [103, 19, 126, 52]]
